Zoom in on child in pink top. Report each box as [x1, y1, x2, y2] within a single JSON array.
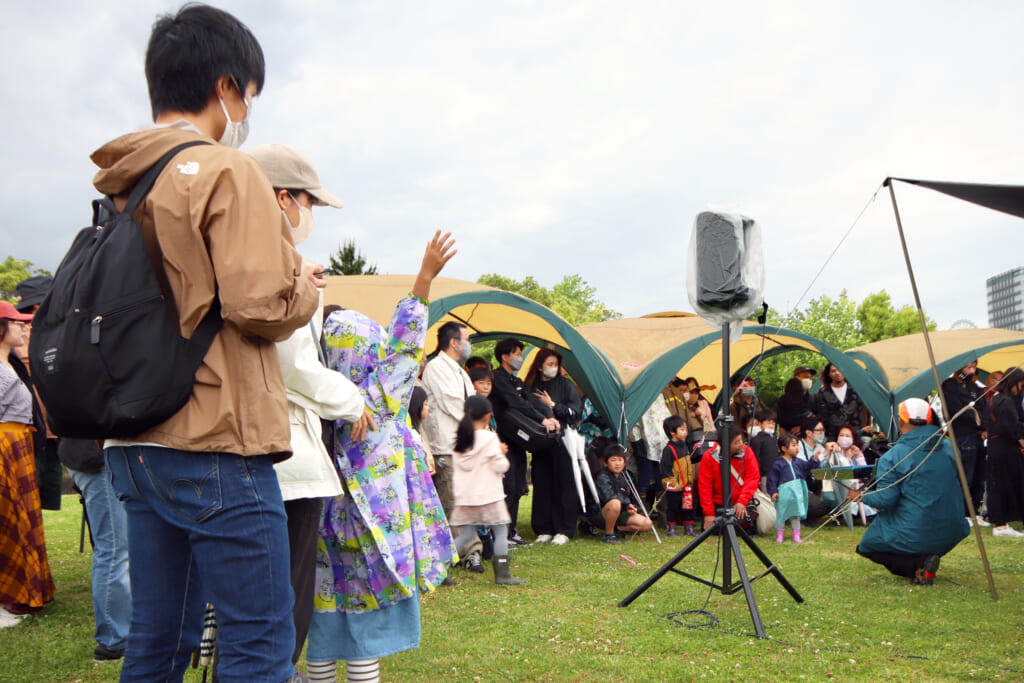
[[451, 395, 523, 585]]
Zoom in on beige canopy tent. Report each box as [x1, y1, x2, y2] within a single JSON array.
[[846, 328, 1024, 413], [322, 274, 624, 430], [575, 313, 866, 438]]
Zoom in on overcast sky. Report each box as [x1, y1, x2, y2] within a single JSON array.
[[2, 1, 1021, 329]]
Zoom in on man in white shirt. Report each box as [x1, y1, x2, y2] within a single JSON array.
[[421, 322, 484, 572]]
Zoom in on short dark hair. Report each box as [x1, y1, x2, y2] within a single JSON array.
[[662, 415, 687, 439], [465, 356, 490, 371], [755, 409, 776, 423], [494, 337, 523, 363], [436, 321, 465, 352], [602, 443, 627, 461], [801, 415, 823, 438], [468, 367, 493, 384], [145, 4, 265, 119]]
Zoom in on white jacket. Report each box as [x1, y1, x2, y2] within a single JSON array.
[[420, 351, 475, 455], [273, 309, 365, 500]]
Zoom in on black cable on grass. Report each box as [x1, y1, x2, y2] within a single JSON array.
[[661, 530, 722, 630]]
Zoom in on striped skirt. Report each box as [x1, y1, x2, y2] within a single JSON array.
[[0, 422, 55, 611]]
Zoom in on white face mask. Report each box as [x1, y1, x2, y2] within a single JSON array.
[[837, 436, 854, 450], [801, 378, 813, 391], [750, 426, 762, 437], [217, 92, 251, 148], [813, 433, 826, 446], [284, 193, 314, 245], [542, 366, 559, 379]]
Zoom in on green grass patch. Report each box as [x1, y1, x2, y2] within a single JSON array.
[[3, 495, 1022, 681]]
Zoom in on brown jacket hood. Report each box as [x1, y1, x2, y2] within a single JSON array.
[[92, 127, 220, 197], [93, 127, 319, 458]]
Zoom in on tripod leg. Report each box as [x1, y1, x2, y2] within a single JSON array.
[[734, 524, 804, 604], [618, 523, 718, 607], [724, 523, 767, 639]]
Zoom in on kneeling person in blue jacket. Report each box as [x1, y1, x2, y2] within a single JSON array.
[[849, 398, 969, 585]]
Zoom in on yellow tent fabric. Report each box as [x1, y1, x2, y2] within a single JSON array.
[[575, 314, 863, 437], [846, 328, 1024, 405], [323, 275, 573, 356]]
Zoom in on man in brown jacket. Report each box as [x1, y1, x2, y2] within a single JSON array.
[[99, 7, 320, 682]]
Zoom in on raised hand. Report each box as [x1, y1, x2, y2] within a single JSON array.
[[412, 230, 457, 300]]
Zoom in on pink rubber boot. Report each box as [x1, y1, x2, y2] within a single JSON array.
[[776, 529, 785, 543], [793, 530, 803, 544]]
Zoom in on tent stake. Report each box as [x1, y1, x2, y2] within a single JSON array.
[[886, 178, 998, 601]]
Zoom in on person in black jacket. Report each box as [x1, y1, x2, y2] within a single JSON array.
[[815, 363, 864, 440], [660, 416, 697, 536], [595, 443, 653, 544], [777, 377, 814, 435], [941, 359, 987, 524], [749, 409, 779, 492], [489, 338, 558, 544], [525, 349, 581, 544], [984, 367, 1024, 538]]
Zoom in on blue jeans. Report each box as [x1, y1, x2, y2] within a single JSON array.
[[69, 467, 131, 651], [106, 446, 295, 683]]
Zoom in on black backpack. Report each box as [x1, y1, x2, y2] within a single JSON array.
[[29, 141, 222, 439]]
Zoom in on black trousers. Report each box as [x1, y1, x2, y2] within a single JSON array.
[[37, 438, 63, 510], [504, 446, 528, 534], [857, 548, 932, 579], [285, 497, 323, 664], [530, 444, 578, 537], [664, 490, 697, 524]]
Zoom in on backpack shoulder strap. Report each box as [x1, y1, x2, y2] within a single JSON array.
[[123, 141, 211, 215], [120, 141, 212, 334]]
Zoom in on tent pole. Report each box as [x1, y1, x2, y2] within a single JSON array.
[[886, 179, 998, 601]]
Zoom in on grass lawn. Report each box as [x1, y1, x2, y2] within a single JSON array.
[[2, 494, 1023, 682]]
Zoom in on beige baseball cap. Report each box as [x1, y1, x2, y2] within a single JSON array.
[[250, 143, 343, 208]]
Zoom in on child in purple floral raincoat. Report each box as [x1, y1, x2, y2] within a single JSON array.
[[306, 232, 458, 682]]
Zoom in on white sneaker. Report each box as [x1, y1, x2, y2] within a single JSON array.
[[551, 533, 570, 545], [535, 534, 553, 543], [975, 516, 992, 527], [993, 526, 1024, 538], [966, 517, 973, 527]]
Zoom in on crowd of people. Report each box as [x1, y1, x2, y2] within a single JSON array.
[[2, 5, 1023, 682]]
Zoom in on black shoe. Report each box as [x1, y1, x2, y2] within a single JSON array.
[[603, 533, 621, 545], [508, 533, 525, 546], [911, 555, 940, 586], [93, 644, 125, 662], [463, 554, 485, 573]]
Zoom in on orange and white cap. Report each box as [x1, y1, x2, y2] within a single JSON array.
[[898, 397, 932, 425]]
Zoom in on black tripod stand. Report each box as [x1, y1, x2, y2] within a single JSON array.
[[618, 323, 803, 638]]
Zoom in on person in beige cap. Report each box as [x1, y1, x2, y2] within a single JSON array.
[[251, 142, 375, 665], [251, 142, 344, 246]]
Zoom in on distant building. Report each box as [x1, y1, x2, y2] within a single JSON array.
[[986, 267, 1024, 331], [949, 318, 978, 330]]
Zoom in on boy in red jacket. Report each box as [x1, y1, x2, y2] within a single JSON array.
[[698, 425, 760, 530]]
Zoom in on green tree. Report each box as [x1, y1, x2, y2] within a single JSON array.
[[477, 273, 620, 326], [750, 289, 934, 407], [325, 240, 378, 276], [857, 290, 936, 343], [0, 257, 50, 303]]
